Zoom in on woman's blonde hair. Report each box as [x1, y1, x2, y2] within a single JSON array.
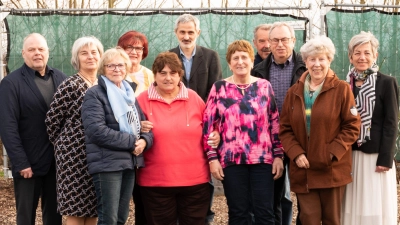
[[98, 47, 132, 78]]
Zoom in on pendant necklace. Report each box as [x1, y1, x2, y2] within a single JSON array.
[[308, 79, 324, 99], [232, 76, 252, 94], [78, 72, 97, 87]]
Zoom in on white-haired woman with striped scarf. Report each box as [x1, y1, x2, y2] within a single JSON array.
[[342, 31, 399, 225]]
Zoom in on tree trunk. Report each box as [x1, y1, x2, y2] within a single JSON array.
[[109, 0, 114, 8], [395, 0, 400, 12]]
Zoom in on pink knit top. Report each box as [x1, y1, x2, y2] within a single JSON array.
[[136, 83, 210, 187]]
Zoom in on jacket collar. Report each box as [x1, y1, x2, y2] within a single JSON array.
[[293, 68, 339, 96], [21, 63, 54, 110], [147, 81, 189, 102], [97, 75, 138, 92], [253, 50, 305, 79]]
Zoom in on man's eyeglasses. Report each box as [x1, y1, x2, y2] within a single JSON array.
[[269, 38, 292, 45], [125, 46, 144, 53], [105, 64, 126, 71]]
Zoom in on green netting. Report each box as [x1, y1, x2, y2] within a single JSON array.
[[326, 9, 400, 83], [5, 12, 307, 78], [326, 8, 400, 160]]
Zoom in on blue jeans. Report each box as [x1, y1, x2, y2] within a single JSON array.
[[222, 164, 274, 225], [92, 170, 135, 225]]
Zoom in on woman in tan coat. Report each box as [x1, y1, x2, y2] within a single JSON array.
[[279, 36, 360, 225]]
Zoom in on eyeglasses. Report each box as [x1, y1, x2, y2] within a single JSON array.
[[269, 38, 292, 45], [125, 46, 144, 53], [105, 64, 126, 71]]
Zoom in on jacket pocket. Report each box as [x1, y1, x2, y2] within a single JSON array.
[[308, 143, 331, 170]]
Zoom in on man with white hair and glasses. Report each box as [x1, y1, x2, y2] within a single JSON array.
[[252, 22, 306, 225]]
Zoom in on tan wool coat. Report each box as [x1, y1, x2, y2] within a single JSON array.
[[279, 69, 360, 193]]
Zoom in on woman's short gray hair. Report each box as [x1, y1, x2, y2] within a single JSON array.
[[174, 14, 200, 32], [300, 36, 335, 62], [71, 36, 104, 71], [348, 31, 379, 58]]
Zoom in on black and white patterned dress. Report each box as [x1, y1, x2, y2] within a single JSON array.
[[45, 74, 97, 217]]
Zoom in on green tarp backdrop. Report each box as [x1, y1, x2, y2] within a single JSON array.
[[5, 12, 307, 77], [326, 8, 400, 84], [3, 9, 400, 158]]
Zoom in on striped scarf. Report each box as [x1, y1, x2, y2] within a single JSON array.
[[304, 74, 323, 136], [346, 63, 378, 146]]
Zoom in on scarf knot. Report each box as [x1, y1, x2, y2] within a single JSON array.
[[349, 62, 378, 81]]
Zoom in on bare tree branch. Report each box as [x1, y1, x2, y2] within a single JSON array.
[[9, 0, 23, 8], [157, 0, 168, 8], [175, 0, 184, 8]]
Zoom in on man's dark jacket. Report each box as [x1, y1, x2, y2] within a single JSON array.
[[170, 45, 222, 102], [0, 64, 67, 178], [252, 50, 306, 86]]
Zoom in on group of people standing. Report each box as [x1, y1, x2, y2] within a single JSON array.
[[0, 13, 397, 225]]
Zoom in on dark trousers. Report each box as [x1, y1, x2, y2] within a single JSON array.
[[133, 183, 147, 224], [296, 186, 345, 225], [141, 183, 210, 225], [222, 164, 274, 225], [135, 181, 215, 225], [13, 165, 61, 225], [274, 158, 293, 225]]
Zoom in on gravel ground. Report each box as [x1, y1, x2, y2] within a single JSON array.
[[1, 177, 400, 224]]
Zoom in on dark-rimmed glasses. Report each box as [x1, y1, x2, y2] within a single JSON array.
[[105, 64, 126, 71], [269, 38, 292, 45], [125, 46, 144, 53]]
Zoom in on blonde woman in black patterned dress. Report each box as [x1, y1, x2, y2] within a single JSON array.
[[45, 36, 104, 225]]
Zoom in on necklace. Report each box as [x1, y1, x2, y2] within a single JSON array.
[[78, 72, 97, 87], [232, 76, 252, 91], [309, 90, 315, 99], [308, 79, 324, 99], [309, 80, 324, 90]]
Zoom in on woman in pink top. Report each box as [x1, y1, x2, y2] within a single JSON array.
[[203, 40, 284, 224], [137, 52, 219, 225]]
